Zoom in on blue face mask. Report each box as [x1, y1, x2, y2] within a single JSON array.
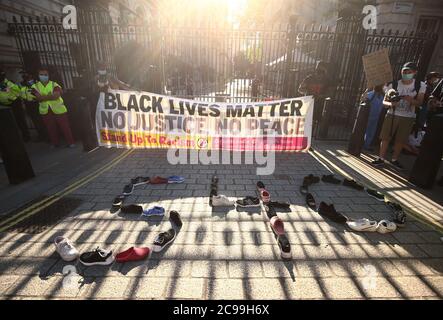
[[39, 75, 49, 82], [402, 73, 414, 81]]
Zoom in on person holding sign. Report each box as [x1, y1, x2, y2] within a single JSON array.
[[371, 62, 426, 169]]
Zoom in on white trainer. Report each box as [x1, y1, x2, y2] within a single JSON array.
[[212, 195, 235, 207], [376, 220, 397, 234], [346, 218, 378, 232], [54, 236, 79, 261]]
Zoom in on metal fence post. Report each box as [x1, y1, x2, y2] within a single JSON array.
[[317, 98, 332, 139], [0, 106, 35, 184]]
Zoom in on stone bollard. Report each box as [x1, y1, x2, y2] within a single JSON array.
[[0, 105, 35, 184]]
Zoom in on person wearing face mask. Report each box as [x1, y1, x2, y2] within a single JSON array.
[[0, 68, 31, 142], [19, 71, 47, 142], [372, 62, 427, 169], [94, 61, 130, 92], [416, 71, 441, 129], [31, 67, 75, 148]]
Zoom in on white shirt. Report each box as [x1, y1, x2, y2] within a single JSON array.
[[408, 131, 425, 147], [384, 79, 427, 118]]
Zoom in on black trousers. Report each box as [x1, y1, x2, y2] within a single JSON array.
[[10, 99, 30, 142], [24, 100, 47, 141]]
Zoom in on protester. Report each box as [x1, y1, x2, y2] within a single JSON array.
[[31, 67, 76, 148], [298, 61, 333, 130], [19, 71, 47, 142], [362, 85, 385, 150], [0, 68, 31, 142], [94, 61, 131, 92], [417, 71, 441, 128], [371, 62, 426, 169]]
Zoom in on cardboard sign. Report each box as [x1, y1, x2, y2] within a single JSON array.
[[362, 48, 393, 88]]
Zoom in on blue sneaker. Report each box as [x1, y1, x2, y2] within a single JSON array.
[[168, 176, 185, 184], [142, 206, 165, 217]]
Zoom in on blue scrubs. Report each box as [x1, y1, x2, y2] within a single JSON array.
[[364, 91, 384, 149]]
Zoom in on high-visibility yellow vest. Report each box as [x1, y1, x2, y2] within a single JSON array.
[[0, 79, 21, 106], [19, 83, 36, 102], [32, 81, 67, 115]]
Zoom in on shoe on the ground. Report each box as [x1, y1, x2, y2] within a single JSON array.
[[236, 196, 260, 208], [168, 176, 185, 184], [169, 210, 183, 228], [115, 247, 150, 263], [153, 228, 176, 252], [210, 185, 218, 195], [376, 220, 397, 234], [120, 204, 143, 214], [268, 201, 290, 210], [346, 218, 378, 232], [322, 174, 341, 184], [257, 181, 266, 189], [142, 206, 165, 217], [54, 236, 79, 262], [306, 193, 317, 211], [112, 195, 125, 207], [391, 160, 404, 170], [277, 234, 291, 259], [343, 178, 364, 191], [270, 216, 285, 236], [79, 247, 114, 266], [264, 204, 277, 220], [258, 189, 271, 203], [212, 175, 219, 184], [212, 195, 235, 207], [150, 176, 169, 184], [371, 158, 385, 166], [386, 202, 406, 227], [318, 202, 348, 223], [122, 184, 134, 196], [131, 176, 150, 186], [299, 185, 309, 195], [366, 188, 385, 202], [303, 174, 320, 187]]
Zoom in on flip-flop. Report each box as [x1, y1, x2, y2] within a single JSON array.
[[306, 193, 317, 211], [142, 206, 165, 217]]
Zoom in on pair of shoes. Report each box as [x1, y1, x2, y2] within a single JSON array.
[[318, 202, 348, 223], [256, 181, 271, 203], [236, 196, 260, 208], [306, 193, 316, 210], [347, 218, 397, 234], [322, 174, 341, 184], [386, 202, 406, 227], [343, 178, 364, 191], [366, 189, 385, 202], [212, 195, 235, 207], [153, 211, 182, 252]]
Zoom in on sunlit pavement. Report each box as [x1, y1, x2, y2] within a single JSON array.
[[0, 148, 442, 300]]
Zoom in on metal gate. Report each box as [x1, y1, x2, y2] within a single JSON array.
[[8, 7, 437, 140]]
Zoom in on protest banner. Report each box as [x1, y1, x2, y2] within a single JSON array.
[[96, 90, 314, 151]]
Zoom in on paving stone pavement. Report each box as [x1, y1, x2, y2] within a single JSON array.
[[0, 150, 442, 300]]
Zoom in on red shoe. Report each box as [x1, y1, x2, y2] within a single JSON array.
[[150, 176, 169, 184], [270, 216, 285, 236], [115, 247, 150, 263]]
